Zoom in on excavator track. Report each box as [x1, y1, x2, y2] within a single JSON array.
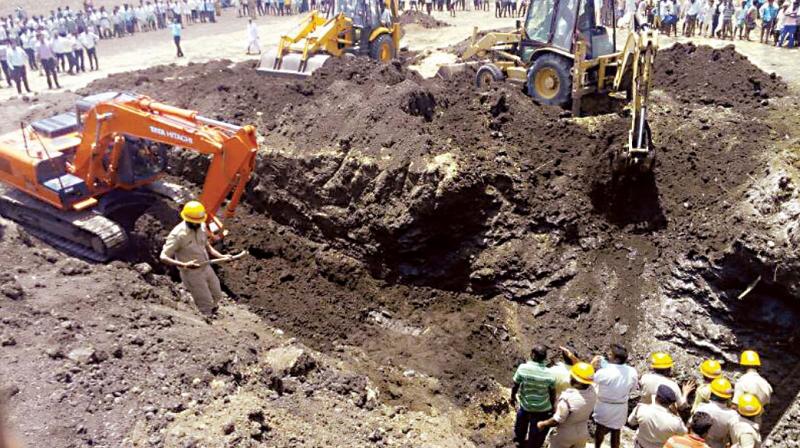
[[0, 189, 128, 262]]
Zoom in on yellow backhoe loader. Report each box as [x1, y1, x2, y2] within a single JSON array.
[[444, 3, 658, 173], [258, 0, 401, 77]]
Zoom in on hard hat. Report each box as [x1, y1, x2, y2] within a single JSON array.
[[710, 377, 733, 399], [570, 362, 595, 385], [740, 350, 761, 367], [737, 393, 763, 417], [650, 352, 674, 370], [181, 201, 207, 224], [699, 359, 722, 379]]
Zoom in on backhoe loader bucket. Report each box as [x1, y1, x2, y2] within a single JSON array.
[[257, 48, 331, 78]]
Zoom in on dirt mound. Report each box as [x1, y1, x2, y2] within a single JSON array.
[[654, 43, 787, 109], [397, 10, 450, 28]]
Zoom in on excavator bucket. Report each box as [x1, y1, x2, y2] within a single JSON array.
[[257, 48, 331, 78]]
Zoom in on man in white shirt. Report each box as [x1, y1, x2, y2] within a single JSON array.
[[591, 343, 638, 448], [7, 39, 31, 94], [245, 18, 260, 54], [35, 33, 60, 89], [78, 27, 99, 70], [0, 41, 12, 87]]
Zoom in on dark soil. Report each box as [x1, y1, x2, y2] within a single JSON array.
[[654, 43, 787, 109], [75, 48, 800, 439]]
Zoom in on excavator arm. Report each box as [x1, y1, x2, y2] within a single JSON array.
[[613, 26, 658, 171], [71, 93, 258, 234]]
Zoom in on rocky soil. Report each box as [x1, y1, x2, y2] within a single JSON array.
[[2, 43, 800, 447]]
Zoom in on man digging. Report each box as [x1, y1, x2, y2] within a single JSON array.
[[160, 201, 240, 318]]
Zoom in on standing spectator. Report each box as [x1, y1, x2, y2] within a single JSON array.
[[720, 0, 735, 39], [78, 27, 99, 70], [760, 0, 779, 42], [685, 0, 701, 34], [35, 33, 59, 89], [743, 0, 758, 39], [245, 18, 260, 54], [54, 32, 70, 73], [661, 0, 679, 36], [0, 40, 12, 88], [7, 39, 31, 94], [205, 0, 216, 22], [733, 0, 747, 38], [21, 29, 37, 70], [710, 0, 721, 35], [170, 18, 184, 57], [510, 345, 556, 448], [71, 31, 85, 72]]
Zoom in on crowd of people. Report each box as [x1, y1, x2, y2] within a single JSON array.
[[0, 0, 234, 94], [626, 0, 799, 47], [512, 344, 772, 448]]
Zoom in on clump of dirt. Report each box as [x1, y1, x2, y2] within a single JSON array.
[[654, 43, 787, 109], [397, 10, 450, 28]]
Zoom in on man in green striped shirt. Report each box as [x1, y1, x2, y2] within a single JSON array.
[[511, 345, 556, 448]]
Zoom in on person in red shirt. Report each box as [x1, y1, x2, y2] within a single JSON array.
[[663, 412, 713, 448]]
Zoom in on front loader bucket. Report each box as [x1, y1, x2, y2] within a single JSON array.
[[257, 49, 330, 78], [435, 61, 480, 79]]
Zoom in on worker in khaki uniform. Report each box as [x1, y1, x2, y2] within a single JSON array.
[[693, 359, 723, 413], [627, 385, 687, 448], [732, 351, 772, 425], [640, 352, 695, 410], [730, 394, 763, 448], [537, 362, 598, 448], [695, 377, 739, 448], [160, 201, 231, 316]]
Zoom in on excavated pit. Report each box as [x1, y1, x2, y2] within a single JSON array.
[[78, 45, 800, 441]]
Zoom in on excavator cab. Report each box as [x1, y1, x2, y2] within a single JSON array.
[[257, 0, 400, 77]]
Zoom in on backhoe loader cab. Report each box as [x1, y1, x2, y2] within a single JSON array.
[[257, 0, 400, 77]]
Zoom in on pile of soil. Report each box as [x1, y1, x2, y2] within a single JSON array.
[[397, 10, 450, 28], [72, 47, 800, 440], [654, 43, 787, 109]]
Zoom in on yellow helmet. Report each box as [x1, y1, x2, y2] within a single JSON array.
[[737, 393, 763, 417], [710, 377, 733, 399], [181, 201, 207, 224], [570, 362, 595, 385], [740, 350, 761, 367], [700, 359, 722, 379], [651, 352, 674, 370]]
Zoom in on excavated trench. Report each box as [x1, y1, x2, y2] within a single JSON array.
[[79, 42, 800, 440]]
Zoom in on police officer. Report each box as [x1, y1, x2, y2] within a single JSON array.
[[160, 201, 232, 316]]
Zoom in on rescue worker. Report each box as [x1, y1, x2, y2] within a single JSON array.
[[550, 346, 580, 399], [730, 394, 763, 448], [732, 350, 772, 425], [536, 362, 597, 448], [664, 412, 714, 448], [510, 345, 556, 448], [627, 385, 687, 448], [591, 343, 639, 448], [160, 201, 232, 317], [692, 359, 723, 413], [694, 377, 739, 448], [640, 352, 695, 410]]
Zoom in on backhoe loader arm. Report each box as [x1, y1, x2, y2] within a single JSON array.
[[613, 27, 658, 165], [71, 94, 258, 232]]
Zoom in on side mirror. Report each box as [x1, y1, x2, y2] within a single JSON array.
[[516, 19, 521, 30]]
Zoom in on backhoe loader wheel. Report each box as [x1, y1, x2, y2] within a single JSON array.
[[475, 64, 505, 89], [370, 34, 395, 63], [527, 54, 572, 107]]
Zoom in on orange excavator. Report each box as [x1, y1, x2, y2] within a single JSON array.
[[0, 91, 258, 261]]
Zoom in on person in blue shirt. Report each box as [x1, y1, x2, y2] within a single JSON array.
[[759, 0, 779, 42], [170, 18, 184, 57]]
